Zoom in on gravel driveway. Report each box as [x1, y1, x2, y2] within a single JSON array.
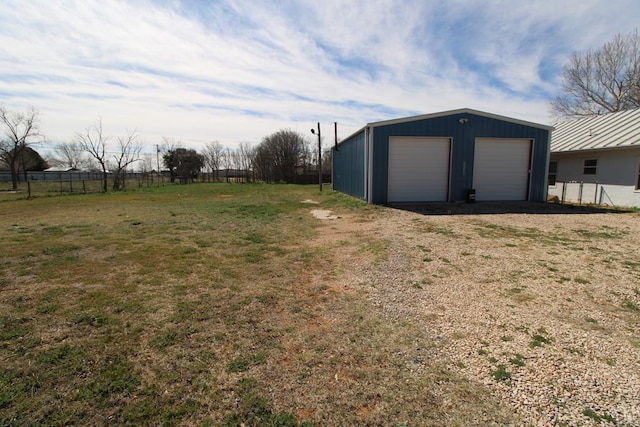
[[328, 202, 640, 426]]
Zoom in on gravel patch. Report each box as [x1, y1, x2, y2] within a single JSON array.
[[311, 209, 340, 220], [332, 203, 640, 426]]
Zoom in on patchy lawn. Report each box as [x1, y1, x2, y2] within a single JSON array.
[[1, 185, 638, 425], [0, 184, 511, 426]]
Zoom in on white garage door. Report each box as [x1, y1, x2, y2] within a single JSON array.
[[388, 137, 450, 202], [473, 138, 532, 201]]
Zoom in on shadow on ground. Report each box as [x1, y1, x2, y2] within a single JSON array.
[[387, 201, 635, 216]]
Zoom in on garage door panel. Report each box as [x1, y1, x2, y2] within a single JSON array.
[[473, 139, 531, 201], [388, 137, 450, 202]]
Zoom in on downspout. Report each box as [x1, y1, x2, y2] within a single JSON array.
[[543, 132, 551, 202], [366, 127, 369, 202], [366, 126, 374, 203], [331, 128, 336, 190], [527, 139, 534, 202]]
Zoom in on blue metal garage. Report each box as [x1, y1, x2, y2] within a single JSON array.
[[332, 108, 553, 204]]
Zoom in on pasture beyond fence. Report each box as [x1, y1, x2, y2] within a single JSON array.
[[0, 172, 170, 200], [0, 170, 332, 200]]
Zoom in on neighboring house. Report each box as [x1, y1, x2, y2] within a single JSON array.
[[43, 167, 80, 172], [216, 168, 248, 178], [332, 108, 553, 204], [548, 108, 640, 207]]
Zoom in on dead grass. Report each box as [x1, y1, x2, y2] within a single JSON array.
[[0, 184, 513, 426]]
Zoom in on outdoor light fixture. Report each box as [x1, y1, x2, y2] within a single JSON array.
[[311, 123, 322, 192], [458, 118, 468, 124]]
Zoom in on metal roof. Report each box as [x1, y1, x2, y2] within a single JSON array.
[[340, 108, 554, 145], [367, 108, 554, 131], [551, 108, 640, 153]]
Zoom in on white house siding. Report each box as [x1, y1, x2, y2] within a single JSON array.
[[548, 147, 640, 207]]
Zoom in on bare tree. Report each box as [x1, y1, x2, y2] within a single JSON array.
[[253, 129, 307, 183], [322, 147, 332, 175], [76, 118, 109, 192], [550, 30, 640, 119], [55, 141, 87, 169], [0, 106, 41, 190], [111, 130, 143, 191], [221, 147, 234, 182], [138, 153, 155, 174], [160, 137, 182, 158], [237, 142, 256, 182], [203, 140, 224, 182]]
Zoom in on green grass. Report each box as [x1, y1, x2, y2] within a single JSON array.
[[491, 365, 511, 382], [581, 407, 616, 424], [530, 333, 552, 348], [0, 183, 512, 426], [574, 228, 626, 239], [509, 354, 525, 367], [0, 179, 108, 201], [473, 221, 632, 251], [474, 223, 543, 240]]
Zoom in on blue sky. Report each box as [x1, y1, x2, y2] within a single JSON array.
[[1, 0, 639, 154]]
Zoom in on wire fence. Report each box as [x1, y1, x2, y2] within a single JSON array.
[[549, 181, 615, 207], [0, 170, 332, 201], [0, 173, 171, 201]]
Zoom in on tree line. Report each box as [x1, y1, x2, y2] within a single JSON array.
[[161, 129, 329, 185], [0, 110, 330, 192]]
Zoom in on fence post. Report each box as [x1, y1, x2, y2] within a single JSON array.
[[27, 180, 31, 199], [83, 180, 86, 194], [561, 182, 566, 204], [599, 186, 603, 205], [578, 182, 583, 205]]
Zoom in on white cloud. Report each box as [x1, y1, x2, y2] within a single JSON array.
[[0, 0, 639, 153]]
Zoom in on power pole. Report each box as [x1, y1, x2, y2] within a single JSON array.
[[311, 123, 322, 192], [317, 122, 322, 192], [155, 144, 160, 187]]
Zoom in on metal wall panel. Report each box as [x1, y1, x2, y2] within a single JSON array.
[[332, 130, 366, 199], [370, 112, 551, 203]]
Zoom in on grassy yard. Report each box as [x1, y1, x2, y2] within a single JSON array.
[[0, 184, 513, 426]]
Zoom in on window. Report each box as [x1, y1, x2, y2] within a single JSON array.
[[583, 159, 597, 175], [548, 161, 558, 186], [636, 158, 640, 190]]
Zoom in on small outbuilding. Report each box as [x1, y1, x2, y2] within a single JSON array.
[[547, 108, 640, 207], [332, 108, 553, 204]]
